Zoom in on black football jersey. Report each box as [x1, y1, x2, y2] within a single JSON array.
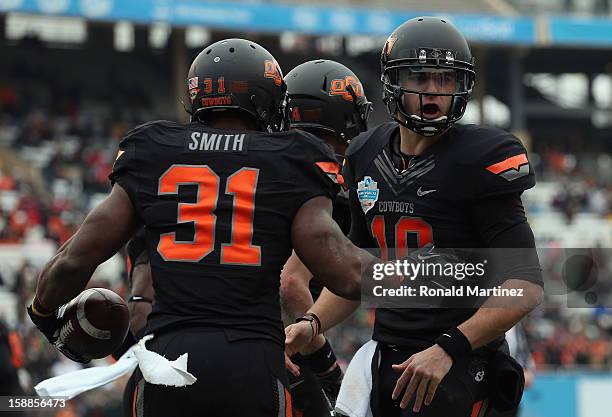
[[343, 121, 540, 347], [126, 227, 148, 283], [110, 120, 340, 346]]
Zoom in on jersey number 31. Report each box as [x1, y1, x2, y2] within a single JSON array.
[[157, 165, 260, 265]]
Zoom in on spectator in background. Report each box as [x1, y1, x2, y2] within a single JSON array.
[[553, 181, 588, 223], [0, 168, 16, 190], [0, 318, 25, 416]]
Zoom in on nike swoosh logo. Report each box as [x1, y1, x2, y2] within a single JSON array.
[[417, 187, 437, 197], [289, 380, 305, 390]]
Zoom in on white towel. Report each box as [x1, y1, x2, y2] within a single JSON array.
[[34, 334, 197, 399], [35, 346, 138, 399], [134, 334, 197, 387], [335, 340, 378, 417]]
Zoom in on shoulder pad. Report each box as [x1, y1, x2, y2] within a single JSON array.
[[346, 121, 396, 158], [287, 129, 336, 161], [450, 125, 520, 162], [123, 120, 179, 139], [451, 125, 535, 198], [122, 120, 185, 149], [292, 129, 329, 148], [280, 130, 341, 202]]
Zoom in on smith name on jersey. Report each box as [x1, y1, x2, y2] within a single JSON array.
[[343, 121, 540, 347], [110, 120, 341, 346]]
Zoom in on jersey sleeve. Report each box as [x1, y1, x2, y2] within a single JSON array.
[[474, 132, 535, 199], [109, 132, 139, 205], [471, 194, 543, 287], [109, 124, 151, 218], [289, 132, 341, 209]]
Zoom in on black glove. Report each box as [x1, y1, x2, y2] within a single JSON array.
[[301, 338, 344, 410], [27, 302, 90, 364], [318, 364, 343, 410]]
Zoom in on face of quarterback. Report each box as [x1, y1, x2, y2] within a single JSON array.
[[399, 67, 456, 121]]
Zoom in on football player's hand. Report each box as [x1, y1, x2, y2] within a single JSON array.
[[27, 303, 62, 344], [318, 364, 343, 409], [284, 321, 315, 356], [27, 303, 90, 364], [391, 344, 452, 412], [54, 341, 91, 364], [284, 351, 300, 377]]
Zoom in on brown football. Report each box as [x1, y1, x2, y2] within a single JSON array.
[[56, 288, 129, 360]]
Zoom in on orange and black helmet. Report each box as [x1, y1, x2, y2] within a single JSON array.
[[285, 60, 372, 144], [381, 17, 475, 137], [187, 38, 288, 132]]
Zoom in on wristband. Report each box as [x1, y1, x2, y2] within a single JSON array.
[[31, 295, 53, 317], [128, 295, 153, 304], [296, 313, 321, 341], [302, 338, 337, 375], [434, 327, 472, 362]]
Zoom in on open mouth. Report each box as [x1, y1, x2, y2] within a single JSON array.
[[422, 103, 441, 119]]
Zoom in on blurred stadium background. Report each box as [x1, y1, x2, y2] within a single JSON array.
[[0, 0, 611, 416]]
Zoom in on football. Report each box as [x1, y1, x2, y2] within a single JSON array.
[[56, 288, 130, 360]]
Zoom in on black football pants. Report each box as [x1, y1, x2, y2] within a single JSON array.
[[371, 343, 491, 417], [126, 327, 292, 417]]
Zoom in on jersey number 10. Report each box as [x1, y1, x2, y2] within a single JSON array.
[[157, 165, 260, 265], [371, 215, 433, 260]]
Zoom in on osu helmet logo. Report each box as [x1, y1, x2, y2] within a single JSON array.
[[329, 76, 364, 101], [382, 35, 397, 61], [264, 60, 283, 86]]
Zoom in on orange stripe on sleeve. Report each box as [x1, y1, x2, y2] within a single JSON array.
[[315, 161, 340, 174], [315, 161, 344, 186], [336, 173, 345, 186], [486, 154, 528, 174]]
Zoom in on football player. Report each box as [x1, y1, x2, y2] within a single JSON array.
[[110, 226, 154, 417], [285, 17, 544, 417], [281, 60, 371, 416], [26, 39, 384, 417]]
